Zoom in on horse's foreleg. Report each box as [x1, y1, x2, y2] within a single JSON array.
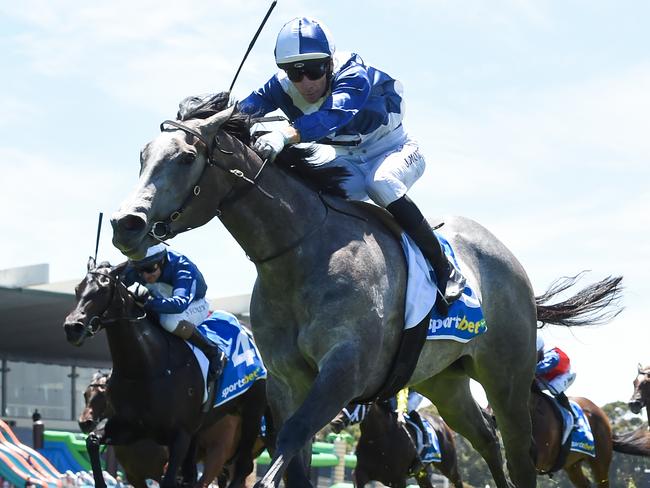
[[255, 343, 364, 488], [86, 428, 108, 488], [162, 431, 193, 488], [87, 418, 139, 488], [180, 436, 198, 487]]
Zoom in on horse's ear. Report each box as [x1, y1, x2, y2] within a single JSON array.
[[110, 260, 128, 277], [199, 104, 237, 137], [87, 256, 96, 271], [639, 363, 643, 373]]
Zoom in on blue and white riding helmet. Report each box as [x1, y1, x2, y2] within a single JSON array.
[[130, 243, 167, 270], [274, 17, 335, 69]]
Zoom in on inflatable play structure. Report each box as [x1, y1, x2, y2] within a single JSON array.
[[0, 419, 62, 488], [1, 422, 360, 488]]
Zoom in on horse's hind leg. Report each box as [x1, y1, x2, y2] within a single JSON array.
[[416, 372, 512, 488], [565, 463, 595, 488], [476, 362, 537, 488]]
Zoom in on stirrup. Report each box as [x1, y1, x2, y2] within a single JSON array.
[[202, 358, 221, 413], [443, 265, 466, 301]]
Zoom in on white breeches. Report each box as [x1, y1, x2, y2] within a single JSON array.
[[543, 372, 577, 395], [308, 126, 426, 207], [158, 298, 210, 333]]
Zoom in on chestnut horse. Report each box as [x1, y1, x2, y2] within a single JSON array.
[[617, 365, 650, 458], [64, 259, 266, 488], [532, 390, 648, 486]]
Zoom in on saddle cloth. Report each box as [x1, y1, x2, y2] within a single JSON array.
[[406, 414, 442, 464], [568, 400, 596, 457], [401, 232, 487, 342], [190, 310, 267, 406]]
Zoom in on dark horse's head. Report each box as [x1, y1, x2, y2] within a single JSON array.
[[111, 92, 348, 260], [78, 371, 110, 434], [63, 257, 133, 346], [629, 364, 650, 414]]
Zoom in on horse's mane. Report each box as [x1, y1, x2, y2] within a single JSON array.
[[177, 91, 349, 198]]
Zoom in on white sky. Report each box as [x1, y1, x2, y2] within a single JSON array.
[[1, 1, 649, 408]]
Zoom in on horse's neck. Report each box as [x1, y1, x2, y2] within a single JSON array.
[[219, 165, 327, 265], [105, 318, 169, 377]]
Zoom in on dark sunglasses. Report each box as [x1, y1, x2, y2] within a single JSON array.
[[136, 263, 159, 274], [285, 61, 329, 82]]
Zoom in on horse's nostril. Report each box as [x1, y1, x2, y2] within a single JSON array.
[[116, 214, 147, 233]]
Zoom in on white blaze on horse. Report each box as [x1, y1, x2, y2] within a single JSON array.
[[111, 94, 622, 488]]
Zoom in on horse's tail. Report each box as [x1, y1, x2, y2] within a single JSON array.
[[612, 426, 650, 457], [535, 273, 623, 327]]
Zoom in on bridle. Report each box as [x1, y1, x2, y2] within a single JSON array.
[[74, 270, 146, 339], [146, 116, 345, 264], [149, 119, 274, 241]]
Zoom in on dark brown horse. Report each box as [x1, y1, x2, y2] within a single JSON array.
[[64, 258, 267, 488], [344, 402, 463, 488], [531, 390, 648, 486], [78, 372, 267, 488]]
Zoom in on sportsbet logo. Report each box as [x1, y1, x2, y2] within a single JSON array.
[[221, 367, 263, 397], [430, 315, 486, 335]]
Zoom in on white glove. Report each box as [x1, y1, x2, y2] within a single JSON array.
[[253, 130, 289, 162], [127, 282, 150, 304]]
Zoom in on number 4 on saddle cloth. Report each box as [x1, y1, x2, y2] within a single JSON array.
[[188, 310, 267, 407], [400, 231, 487, 342]]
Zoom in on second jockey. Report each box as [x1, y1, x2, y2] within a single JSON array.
[[126, 244, 227, 409]]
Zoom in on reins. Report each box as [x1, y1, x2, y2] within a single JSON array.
[[78, 270, 146, 339], [150, 116, 365, 264], [150, 119, 274, 241]]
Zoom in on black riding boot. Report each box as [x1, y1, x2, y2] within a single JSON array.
[[187, 328, 227, 412], [556, 391, 578, 423], [387, 196, 466, 315], [407, 410, 430, 447]]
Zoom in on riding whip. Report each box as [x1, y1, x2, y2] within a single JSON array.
[[228, 0, 278, 92], [93, 212, 103, 262]]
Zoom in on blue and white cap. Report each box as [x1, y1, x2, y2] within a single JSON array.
[[130, 243, 167, 268], [274, 17, 335, 68]]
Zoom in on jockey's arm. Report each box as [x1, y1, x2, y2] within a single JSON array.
[[145, 266, 196, 314]]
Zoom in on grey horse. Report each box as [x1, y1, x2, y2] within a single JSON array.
[[111, 95, 622, 488]]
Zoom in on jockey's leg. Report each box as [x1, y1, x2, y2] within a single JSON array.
[[171, 319, 227, 412], [406, 409, 430, 447], [386, 195, 466, 314]]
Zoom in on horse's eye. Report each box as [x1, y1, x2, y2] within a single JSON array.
[[178, 153, 196, 165]]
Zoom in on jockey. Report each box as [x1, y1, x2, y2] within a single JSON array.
[[239, 16, 465, 314], [535, 336, 578, 422], [126, 244, 227, 409], [394, 388, 429, 446]]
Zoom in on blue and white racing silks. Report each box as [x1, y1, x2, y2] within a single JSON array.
[[239, 51, 405, 149], [125, 249, 208, 315]]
